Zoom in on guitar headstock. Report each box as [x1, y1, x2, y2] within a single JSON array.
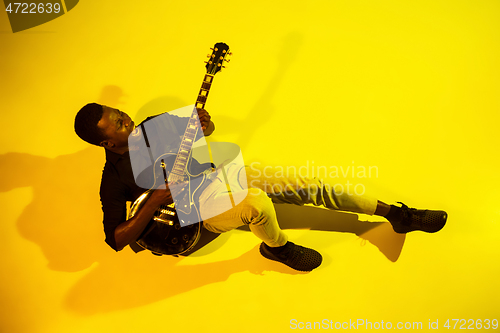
[[205, 42, 231, 75]]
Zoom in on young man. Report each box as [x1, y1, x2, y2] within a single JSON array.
[[74, 103, 447, 272]]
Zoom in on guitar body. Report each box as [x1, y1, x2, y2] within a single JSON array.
[[132, 191, 202, 256], [129, 153, 213, 255], [127, 42, 231, 256]]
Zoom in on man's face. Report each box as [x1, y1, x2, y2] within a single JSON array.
[[97, 106, 135, 150]]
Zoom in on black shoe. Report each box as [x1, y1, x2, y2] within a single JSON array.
[[259, 241, 322, 272], [386, 202, 447, 234]]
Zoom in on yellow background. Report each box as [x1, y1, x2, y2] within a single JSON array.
[[1, 0, 499, 332]]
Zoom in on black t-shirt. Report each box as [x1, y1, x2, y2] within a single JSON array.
[[100, 149, 144, 250]]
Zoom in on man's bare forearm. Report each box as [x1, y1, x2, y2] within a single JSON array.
[[114, 199, 160, 251]]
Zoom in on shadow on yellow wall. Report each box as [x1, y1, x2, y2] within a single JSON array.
[[0, 148, 110, 272], [272, 205, 405, 263], [209, 32, 304, 153]]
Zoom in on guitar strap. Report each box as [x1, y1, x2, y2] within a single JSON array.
[[132, 124, 164, 242], [140, 123, 155, 167]]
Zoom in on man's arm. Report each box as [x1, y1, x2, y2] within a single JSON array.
[[114, 184, 180, 251]]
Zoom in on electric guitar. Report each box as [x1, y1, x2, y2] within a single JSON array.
[[127, 42, 231, 256]]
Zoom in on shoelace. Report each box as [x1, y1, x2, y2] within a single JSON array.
[[397, 202, 421, 224], [279, 243, 302, 263]]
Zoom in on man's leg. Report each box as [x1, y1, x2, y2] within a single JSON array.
[[243, 164, 378, 214], [199, 183, 322, 272], [242, 164, 447, 233], [374, 201, 391, 216], [198, 163, 446, 272], [201, 187, 288, 248]]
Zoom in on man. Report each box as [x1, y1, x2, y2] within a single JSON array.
[[74, 103, 447, 272]]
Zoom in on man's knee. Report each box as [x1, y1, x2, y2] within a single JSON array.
[[241, 188, 275, 225]]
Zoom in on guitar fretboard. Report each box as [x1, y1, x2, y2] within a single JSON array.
[[196, 74, 214, 109], [168, 74, 215, 182]]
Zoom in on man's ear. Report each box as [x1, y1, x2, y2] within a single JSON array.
[[100, 140, 114, 148]]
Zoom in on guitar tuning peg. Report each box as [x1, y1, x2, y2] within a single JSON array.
[[210, 48, 214, 50], [207, 54, 211, 57], [223, 59, 230, 62], [228, 52, 232, 56], [222, 66, 226, 68], [204, 61, 208, 64]]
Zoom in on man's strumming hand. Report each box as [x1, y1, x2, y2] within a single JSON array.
[[149, 182, 188, 207]]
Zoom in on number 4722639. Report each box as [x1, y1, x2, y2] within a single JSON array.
[[444, 319, 498, 330], [5, 2, 61, 14]]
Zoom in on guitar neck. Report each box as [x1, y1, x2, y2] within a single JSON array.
[[196, 74, 214, 110], [168, 74, 216, 180], [168, 43, 229, 182]]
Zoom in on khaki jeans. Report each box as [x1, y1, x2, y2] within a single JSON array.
[[199, 164, 377, 247]]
